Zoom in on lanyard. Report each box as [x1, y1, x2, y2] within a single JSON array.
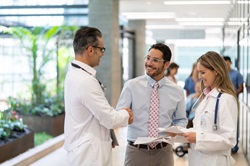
[[71, 63, 107, 93], [213, 92, 222, 130]]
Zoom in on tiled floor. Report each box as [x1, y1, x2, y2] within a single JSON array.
[[31, 127, 249, 166]]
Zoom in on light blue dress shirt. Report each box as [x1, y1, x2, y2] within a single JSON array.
[[116, 74, 188, 141]]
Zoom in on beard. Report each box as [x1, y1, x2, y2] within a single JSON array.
[[145, 64, 165, 78]]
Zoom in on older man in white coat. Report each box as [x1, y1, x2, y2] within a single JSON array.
[[64, 27, 133, 166]]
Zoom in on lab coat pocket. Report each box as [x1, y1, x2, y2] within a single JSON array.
[[188, 149, 218, 166], [102, 140, 112, 165], [68, 138, 95, 165], [92, 140, 112, 166], [200, 109, 214, 131]]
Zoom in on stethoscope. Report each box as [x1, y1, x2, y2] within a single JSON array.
[[71, 63, 107, 93], [191, 91, 222, 130]]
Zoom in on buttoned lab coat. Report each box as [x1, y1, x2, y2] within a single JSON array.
[[64, 61, 129, 166], [189, 89, 237, 166]]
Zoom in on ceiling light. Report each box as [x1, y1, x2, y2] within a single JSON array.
[[146, 25, 185, 29], [227, 22, 244, 25], [164, 1, 231, 5], [238, 0, 250, 4], [205, 28, 222, 34], [176, 18, 224, 22], [122, 12, 175, 19], [179, 22, 224, 26], [229, 18, 246, 22]]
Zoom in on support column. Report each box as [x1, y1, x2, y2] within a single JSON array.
[[128, 20, 146, 77], [89, 0, 121, 106]]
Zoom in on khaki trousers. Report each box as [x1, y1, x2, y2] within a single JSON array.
[[124, 143, 174, 166]]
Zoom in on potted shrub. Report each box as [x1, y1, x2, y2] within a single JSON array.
[[7, 95, 65, 137], [0, 109, 34, 163]]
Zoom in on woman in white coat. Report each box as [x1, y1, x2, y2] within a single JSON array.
[[182, 51, 238, 166]]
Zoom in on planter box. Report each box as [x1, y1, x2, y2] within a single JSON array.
[[20, 114, 65, 137], [0, 129, 34, 163]]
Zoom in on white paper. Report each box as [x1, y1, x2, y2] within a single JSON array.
[[159, 126, 194, 134], [134, 136, 173, 146], [173, 135, 188, 143], [159, 126, 196, 143]]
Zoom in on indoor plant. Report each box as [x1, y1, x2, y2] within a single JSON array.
[[0, 109, 34, 163], [0, 26, 77, 136]]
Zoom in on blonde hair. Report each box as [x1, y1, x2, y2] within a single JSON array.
[[189, 62, 197, 77], [197, 51, 237, 101]]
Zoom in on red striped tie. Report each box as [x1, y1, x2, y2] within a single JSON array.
[[148, 82, 159, 148]]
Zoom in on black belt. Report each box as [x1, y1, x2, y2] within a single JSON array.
[[128, 140, 168, 150]]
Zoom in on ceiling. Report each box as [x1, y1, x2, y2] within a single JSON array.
[[119, 0, 234, 41]]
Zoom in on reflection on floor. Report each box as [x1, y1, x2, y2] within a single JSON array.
[[31, 127, 249, 166]]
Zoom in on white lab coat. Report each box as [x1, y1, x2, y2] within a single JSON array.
[[188, 88, 237, 166], [64, 60, 129, 166]]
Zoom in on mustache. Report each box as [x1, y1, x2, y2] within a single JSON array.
[[145, 64, 153, 67]]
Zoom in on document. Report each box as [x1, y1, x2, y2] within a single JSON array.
[[134, 136, 173, 145], [159, 126, 196, 143], [159, 126, 192, 134]]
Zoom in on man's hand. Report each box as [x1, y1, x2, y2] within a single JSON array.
[[125, 108, 134, 124]]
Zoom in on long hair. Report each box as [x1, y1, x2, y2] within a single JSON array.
[[189, 62, 197, 77], [197, 51, 237, 101], [165, 62, 179, 76]]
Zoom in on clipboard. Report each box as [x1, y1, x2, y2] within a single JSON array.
[[110, 129, 119, 146]]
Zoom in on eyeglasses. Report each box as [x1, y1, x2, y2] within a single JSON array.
[[144, 56, 165, 64], [92, 46, 106, 53]]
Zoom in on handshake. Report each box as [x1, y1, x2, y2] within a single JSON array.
[[125, 108, 134, 124]]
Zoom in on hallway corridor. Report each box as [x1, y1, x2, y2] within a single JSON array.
[[30, 127, 249, 166]]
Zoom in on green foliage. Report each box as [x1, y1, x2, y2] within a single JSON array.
[[0, 26, 77, 106], [0, 110, 27, 140], [34, 132, 53, 146], [6, 95, 64, 117], [1, 26, 57, 105], [0, 25, 78, 144], [6, 97, 32, 115]]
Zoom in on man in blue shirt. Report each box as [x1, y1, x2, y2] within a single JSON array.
[[223, 56, 244, 153], [116, 43, 187, 166]]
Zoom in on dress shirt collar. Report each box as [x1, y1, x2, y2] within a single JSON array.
[[71, 59, 96, 76], [145, 74, 165, 88], [204, 87, 220, 99]]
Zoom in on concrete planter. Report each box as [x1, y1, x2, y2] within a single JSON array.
[[0, 129, 34, 163], [20, 114, 65, 137]]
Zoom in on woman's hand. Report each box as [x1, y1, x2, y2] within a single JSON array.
[[167, 132, 177, 137], [182, 132, 196, 143]]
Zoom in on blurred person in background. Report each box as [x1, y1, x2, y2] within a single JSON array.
[[184, 62, 199, 96], [165, 62, 179, 84], [223, 56, 244, 154]]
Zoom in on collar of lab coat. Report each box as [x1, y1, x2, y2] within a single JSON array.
[[205, 87, 220, 99], [72, 59, 97, 76]]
